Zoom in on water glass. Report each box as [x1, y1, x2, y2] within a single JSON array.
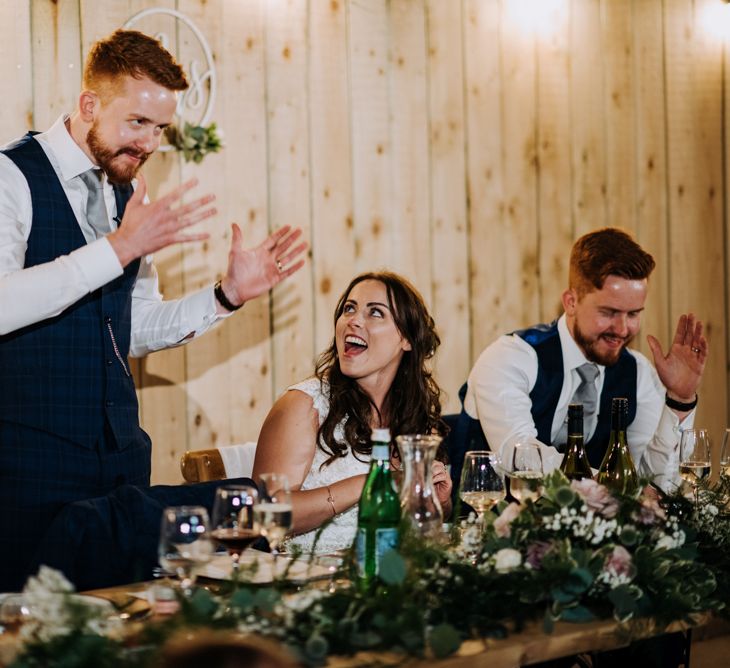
[[254, 473, 293, 574], [459, 451, 506, 519], [158, 505, 213, 595]]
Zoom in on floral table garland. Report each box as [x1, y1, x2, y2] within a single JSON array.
[[8, 472, 730, 667]]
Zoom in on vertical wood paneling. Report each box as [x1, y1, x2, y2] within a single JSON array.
[[266, 0, 314, 396], [536, 1, 572, 322], [348, 0, 391, 270], [633, 0, 670, 358], [501, 2, 539, 330], [177, 0, 233, 461], [388, 0, 431, 301], [570, 0, 607, 238], [602, 0, 637, 235], [464, 0, 504, 355], [308, 0, 356, 356], [3, 0, 729, 481], [664, 0, 726, 453], [426, 0, 469, 411], [31, 0, 81, 131], [222, 0, 274, 448], [0, 2, 32, 140]]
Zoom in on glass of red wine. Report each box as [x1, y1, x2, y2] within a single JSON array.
[[211, 484, 260, 577]]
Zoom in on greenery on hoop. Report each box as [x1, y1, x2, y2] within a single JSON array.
[[10, 473, 730, 668], [164, 122, 223, 164]]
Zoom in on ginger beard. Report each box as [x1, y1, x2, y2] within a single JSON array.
[[86, 119, 151, 185], [572, 317, 633, 367]]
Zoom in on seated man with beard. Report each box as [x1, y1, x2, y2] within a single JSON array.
[[462, 227, 707, 490]]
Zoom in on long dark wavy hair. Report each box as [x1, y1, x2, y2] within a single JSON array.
[[314, 271, 446, 465]]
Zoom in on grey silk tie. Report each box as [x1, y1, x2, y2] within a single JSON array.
[[557, 362, 600, 446], [78, 169, 111, 238]]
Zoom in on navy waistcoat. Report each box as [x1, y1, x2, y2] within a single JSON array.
[[0, 133, 144, 450], [515, 320, 638, 468]]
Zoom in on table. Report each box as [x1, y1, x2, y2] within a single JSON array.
[[2, 578, 726, 668]]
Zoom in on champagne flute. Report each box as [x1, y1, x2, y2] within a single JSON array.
[[720, 429, 730, 479], [254, 473, 293, 576], [459, 451, 506, 520], [507, 442, 544, 503], [158, 505, 214, 596], [679, 428, 711, 502], [211, 484, 260, 577]]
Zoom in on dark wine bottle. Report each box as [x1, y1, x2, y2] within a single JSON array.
[[560, 404, 593, 480], [597, 397, 638, 494]]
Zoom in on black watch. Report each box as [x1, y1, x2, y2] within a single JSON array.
[[214, 280, 243, 312]]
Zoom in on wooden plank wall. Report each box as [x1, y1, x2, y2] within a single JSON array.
[[1, 0, 728, 484]]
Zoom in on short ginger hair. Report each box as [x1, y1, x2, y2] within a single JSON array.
[[83, 29, 188, 99], [569, 228, 656, 297]]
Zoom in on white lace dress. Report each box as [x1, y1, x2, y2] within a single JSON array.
[[285, 378, 370, 555]]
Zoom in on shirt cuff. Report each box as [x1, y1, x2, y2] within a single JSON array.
[[75, 238, 123, 291]]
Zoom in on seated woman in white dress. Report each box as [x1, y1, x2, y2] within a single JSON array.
[[253, 271, 452, 554]]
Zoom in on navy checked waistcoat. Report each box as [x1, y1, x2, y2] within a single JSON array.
[[0, 133, 144, 450], [515, 320, 638, 468]]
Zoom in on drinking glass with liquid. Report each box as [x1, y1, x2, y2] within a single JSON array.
[[254, 473, 293, 574], [507, 443, 544, 503], [459, 451, 506, 519], [720, 429, 730, 479], [679, 428, 711, 500], [211, 485, 260, 576]]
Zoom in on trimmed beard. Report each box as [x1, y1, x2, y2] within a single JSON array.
[[572, 319, 633, 367], [86, 121, 150, 185]]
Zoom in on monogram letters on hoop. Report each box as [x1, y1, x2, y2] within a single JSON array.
[[123, 8, 217, 153]]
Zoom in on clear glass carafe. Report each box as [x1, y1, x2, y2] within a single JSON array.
[[395, 434, 443, 538]]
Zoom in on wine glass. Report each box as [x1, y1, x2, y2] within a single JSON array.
[[459, 451, 506, 520], [679, 428, 711, 502], [507, 442, 544, 503], [158, 505, 214, 596], [254, 473, 293, 576], [720, 429, 730, 480], [211, 484, 260, 577]]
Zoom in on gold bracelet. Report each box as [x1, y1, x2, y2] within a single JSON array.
[[326, 485, 337, 516]]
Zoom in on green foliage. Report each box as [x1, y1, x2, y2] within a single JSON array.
[[10, 474, 730, 667], [164, 122, 223, 164]]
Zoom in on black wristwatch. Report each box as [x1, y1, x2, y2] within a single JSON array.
[[214, 280, 243, 312], [665, 393, 698, 411]]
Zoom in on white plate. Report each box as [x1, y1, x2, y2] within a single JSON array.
[[200, 549, 338, 584], [0, 592, 114, 613]]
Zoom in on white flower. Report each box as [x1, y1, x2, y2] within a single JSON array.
[[494, 548, 522, 573]]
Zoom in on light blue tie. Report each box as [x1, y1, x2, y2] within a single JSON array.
[[78, 169, 111, 238], [557, 362, 600, 446]]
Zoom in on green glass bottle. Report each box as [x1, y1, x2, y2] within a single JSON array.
[[560, 404, 593, 481], [597, 397, 638, 494], [355, 428, 401, 588]]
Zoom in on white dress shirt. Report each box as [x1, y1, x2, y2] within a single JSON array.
[[463, 314, 691, 490], [0, 115, 227, 355]]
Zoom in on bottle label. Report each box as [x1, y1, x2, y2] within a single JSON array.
[[356, 527, 399, 577]]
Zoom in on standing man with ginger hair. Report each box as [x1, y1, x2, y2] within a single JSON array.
[[462, 228, 706, 488], [0, 29, 306, 590]]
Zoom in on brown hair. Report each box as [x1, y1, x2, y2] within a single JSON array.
[[83, 29, 188, 98], [569, 227, 655, 297], [315, 272, 446, 465]]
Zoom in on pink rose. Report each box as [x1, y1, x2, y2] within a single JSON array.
[[603, 545, 634, 579], [493, 502, 522, 538], [571, 478, 619, 518], [636, 487, 666, 525]]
